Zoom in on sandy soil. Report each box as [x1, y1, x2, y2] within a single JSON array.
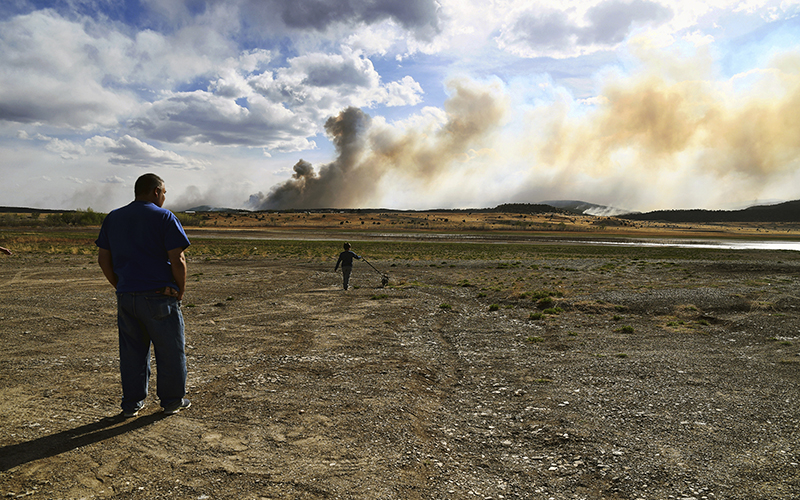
[[1, 243, 799, 499]]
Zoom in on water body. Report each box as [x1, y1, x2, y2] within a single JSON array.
[[189, 229, 800, 251], [577, 239, 800, 251]]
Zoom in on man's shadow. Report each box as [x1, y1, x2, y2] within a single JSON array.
[[0, 412, 167, 471]]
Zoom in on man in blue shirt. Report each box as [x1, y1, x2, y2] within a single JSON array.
[[96, 173, 191, 417], [334, 242, 361, 290]]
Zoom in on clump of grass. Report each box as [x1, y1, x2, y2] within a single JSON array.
[[536, 296, 554, 308], [439, 303, 452, 310], [477, 292, 487, 298], [525, 336, 544, 343], [615, 353, 629, 358], [488, 304, 500, 311], [615, 325, 635, 333], [370, 294, 389, 300], [612, 314, 622, 321], [529, 312, 544, 320], [543, 307, 563, 315], [530, 290, 563, 300]]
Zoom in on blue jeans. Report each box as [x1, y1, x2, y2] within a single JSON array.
[[116, 292, 187, 412]]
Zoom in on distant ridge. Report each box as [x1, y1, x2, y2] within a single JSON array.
[[621, 200, 800, 223], [540, 200, 631, 217], [491, 203, 569, 214], [4, 199, 799, 223], [0, 206, 73, 213], [186, 205, 242, 212]]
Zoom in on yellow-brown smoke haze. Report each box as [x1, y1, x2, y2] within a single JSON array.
[[525, 47, 800, 210], [251, 48, 800, 211]]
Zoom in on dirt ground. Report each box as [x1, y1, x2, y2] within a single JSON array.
[[1, 240, 799, 499]]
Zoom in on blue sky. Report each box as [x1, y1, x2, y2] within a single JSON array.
[[1, 0, 799, 212]]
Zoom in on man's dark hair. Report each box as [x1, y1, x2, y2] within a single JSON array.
[[343, 242, 351, 250], [134, 173, 164, 197]]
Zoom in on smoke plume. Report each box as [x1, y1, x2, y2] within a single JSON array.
[[515, 48, 800, 210], [250, 48, 800, 212], [248, 79, 507, 209]]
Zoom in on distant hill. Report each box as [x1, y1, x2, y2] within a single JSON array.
[[0, 206, 72, 214], [5, 199, 800, 224], [491, 203, 570, 215], [186, 205, 243, 212], [540, 200, 632, 217], [621, 200, 800, 223]]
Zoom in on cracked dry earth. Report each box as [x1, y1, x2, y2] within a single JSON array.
[[1, 250, 799, 499]]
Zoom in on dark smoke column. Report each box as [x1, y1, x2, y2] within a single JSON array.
[[249, 107, 372, 210]]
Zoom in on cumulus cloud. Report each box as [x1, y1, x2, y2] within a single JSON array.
[[136, 0, 442, 43], [101, 176, 126, 184], [0, 5, 427, 177], [87, 135, 208, 170], [239, 0, 441, 40], [132, 50, 423, 149], [16, 132, 87, 159], [580, 0, 673, 45], [129, 91, 308, 148], [296, 52, 379, 88], [44, 138, 87, 160], [497, 0, 673, 58], [0, 10, 138, 128], [378, 76, 425, 106], [0, 8, 240, 128]]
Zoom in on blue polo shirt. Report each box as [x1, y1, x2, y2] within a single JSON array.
[[96, 201, 190, 293]]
